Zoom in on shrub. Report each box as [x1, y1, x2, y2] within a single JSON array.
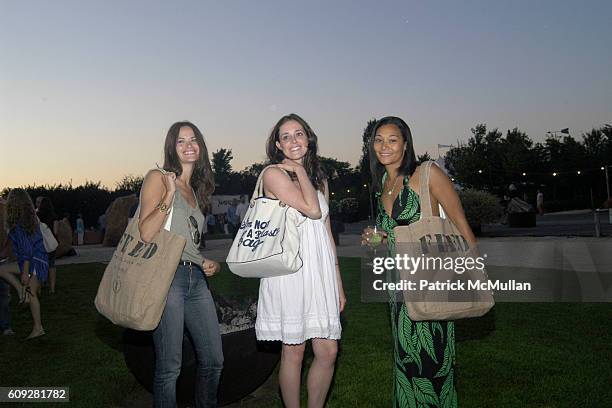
[[329, 200, 340, 218], [458, 188, 503, 226], [338, 197, 359, 222]]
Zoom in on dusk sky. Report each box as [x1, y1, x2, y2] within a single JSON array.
[[2, 0, 611, 189]]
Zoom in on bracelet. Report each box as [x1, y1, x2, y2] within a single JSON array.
[[155, 201, 170, 214]]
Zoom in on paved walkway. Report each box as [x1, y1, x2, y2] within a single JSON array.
[[345, 211, 612, 237], [59, 233, 612, 269]]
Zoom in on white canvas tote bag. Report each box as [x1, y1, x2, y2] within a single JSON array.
[[226, 166, 305, 278]]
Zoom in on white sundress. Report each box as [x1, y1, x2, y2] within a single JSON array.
[[255, 191, 342, 345]]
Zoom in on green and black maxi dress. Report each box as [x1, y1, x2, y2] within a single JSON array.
[[376, 173, 458, 408]]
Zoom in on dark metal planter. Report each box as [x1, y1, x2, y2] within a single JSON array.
[[123, 327, 280, 406]]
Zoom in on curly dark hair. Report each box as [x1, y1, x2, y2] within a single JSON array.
[[162, 121, 215, 209], [265, 113, 326, 192], [5, 188, 38, 235]]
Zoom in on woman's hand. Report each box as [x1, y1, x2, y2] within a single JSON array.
[[274, 159, 306, 175], [361, 227, 387, 246], [202, 258, 220, 277], [20, 270, 30, 286], [338, 285, 346, 312], [161, 171, 177, 195]]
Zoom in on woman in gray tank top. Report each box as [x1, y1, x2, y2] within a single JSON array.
[[138, 121, 223, 408]]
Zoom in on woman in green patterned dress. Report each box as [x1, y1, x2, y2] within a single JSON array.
[[362, 116, 477, 407]]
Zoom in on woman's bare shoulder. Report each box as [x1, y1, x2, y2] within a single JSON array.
[[262, 166, 291, 184]]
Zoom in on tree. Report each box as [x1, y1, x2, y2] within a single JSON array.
[[212, 148, 233, 176], [320, 156, 353, 180], [500, 128, 535, 180], [115, 175, 144, 194], [237, 160, 270, 195], [417, 152, 432, 162], [358, 118, 378, 184], [446, 124, 534, 196], [212, 148, 234, 192], [445, 123, 609, 209], [318, 156, 365, 218], [356, 119, 378, 220], [446, 124, 500, 192], [240, 161, 269, 179], [582, 128, 609, 167]]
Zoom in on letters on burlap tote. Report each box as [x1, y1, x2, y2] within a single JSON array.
[[393, 161, 494, 321], [94, 169, 186, 330], [226, 166, 305, 278]]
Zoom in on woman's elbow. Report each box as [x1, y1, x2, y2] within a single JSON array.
[[138, 226, 154, 244], [141, 235, 154, 244], [305, 207, 322, 219]]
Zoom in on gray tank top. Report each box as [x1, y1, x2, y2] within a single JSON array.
[[169, 190, 205, 266]]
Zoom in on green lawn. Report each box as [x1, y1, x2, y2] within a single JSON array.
[[1, 259, 611, 407]]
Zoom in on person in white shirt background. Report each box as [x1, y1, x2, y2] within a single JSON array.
[[236, 195, 249, 224]]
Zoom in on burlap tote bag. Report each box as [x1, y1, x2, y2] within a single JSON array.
[[226, 166, 305, 278], [95, 169, 186, 330], [393, 161, 494, 321]]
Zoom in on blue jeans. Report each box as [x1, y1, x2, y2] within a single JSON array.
[[0, 280, 10, 331], [153, 264, 224, 408]]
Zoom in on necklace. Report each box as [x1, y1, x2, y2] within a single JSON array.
[[384, 175, 401, 196]]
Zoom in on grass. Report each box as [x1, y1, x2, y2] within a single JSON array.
[[0, 263, 139, 407], [1, 259, 611, 407]]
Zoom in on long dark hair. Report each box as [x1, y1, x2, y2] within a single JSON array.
[[36, 197, 57, 228], [162, 121, 215, 209], [369, 116, 418, 193], [5, 188, 38, 235], [266, 113, 326, 192]]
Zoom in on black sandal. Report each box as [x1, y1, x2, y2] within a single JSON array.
[[18, 286, 26, 304], [22, 287, 32, 305]]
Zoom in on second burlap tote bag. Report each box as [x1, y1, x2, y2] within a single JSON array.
[[393, 161, 494, 321], [95, 168, 186, 330]]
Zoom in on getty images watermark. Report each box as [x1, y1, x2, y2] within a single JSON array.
[[371, 253, 530, 292], [361, 239, 612, 303]]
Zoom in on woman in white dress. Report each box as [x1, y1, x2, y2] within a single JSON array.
[[255, 113, 346, 408]]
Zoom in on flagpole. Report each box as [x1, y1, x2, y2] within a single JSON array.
[[368, 184, 375, 222]]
